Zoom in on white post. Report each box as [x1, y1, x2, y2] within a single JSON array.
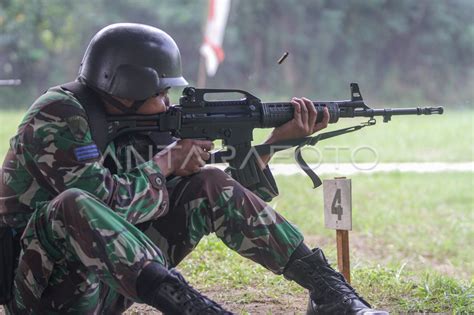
[[323, 177, 352, 283]]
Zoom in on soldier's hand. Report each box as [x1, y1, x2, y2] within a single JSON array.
[[266, 97, 329, 144], [154, 139, 213, 176]]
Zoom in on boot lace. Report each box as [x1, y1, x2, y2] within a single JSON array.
[[168, 269, 233, 315], [306, 263, 371, 307]]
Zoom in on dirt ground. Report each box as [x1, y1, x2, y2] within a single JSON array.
[[0, 294, 307, 314], [125, 291, 308, 314]]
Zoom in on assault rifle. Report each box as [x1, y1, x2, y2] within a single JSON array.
[[106, 83, 443, 188]]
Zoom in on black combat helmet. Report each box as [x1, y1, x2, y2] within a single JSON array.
[[78, 23, 188, 101]]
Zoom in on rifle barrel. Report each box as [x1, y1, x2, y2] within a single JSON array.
[[261, 101, 444, 127], [352, 106, 444, 122], [353, 106, 444, 117]]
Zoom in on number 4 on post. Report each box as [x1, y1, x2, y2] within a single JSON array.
[[323, 177, 352, 283]]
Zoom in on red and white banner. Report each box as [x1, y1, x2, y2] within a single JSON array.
[[200, 0, 231, 77]]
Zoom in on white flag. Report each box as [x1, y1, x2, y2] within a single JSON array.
[[200, 0, 231, 77]]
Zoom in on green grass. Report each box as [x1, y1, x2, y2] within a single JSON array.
[[179, 237, 473, 314], [0, 110, 24, 159], [178, 172, 473, 313], [252, 110, 473, 163], [277, 172, 474, 276]]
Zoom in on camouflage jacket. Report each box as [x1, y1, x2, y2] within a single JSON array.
[[0, 85, 278, 229]]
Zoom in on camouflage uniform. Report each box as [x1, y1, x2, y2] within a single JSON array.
[[0, 87, 304, 314]]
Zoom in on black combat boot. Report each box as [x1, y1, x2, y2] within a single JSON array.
[[283, 248, 388, 315], [138, 267, 233, 315]]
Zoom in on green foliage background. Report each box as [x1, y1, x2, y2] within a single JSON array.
[[0, 0, 473, 107]]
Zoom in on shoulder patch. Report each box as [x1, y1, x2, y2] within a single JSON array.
[[74, 144, 100, 161], [66, 115, 89, 141]]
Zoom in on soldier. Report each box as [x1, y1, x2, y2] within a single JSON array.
[[0, 23, 388, 314]]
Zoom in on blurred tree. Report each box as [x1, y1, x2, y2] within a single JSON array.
[[0, 0, 472, 107]]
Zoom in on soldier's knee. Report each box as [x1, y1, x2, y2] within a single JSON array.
[[43, 188, 109, 226], [193, 167, 230, 184], [53, 188, 89, 204], [185, 166, 250, 200], [47, 188, 99, 218], [31, 189, 94, 239]]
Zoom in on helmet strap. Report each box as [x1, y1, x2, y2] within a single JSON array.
[[98, 90, 146, 114]]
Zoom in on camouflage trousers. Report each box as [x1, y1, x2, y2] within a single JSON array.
[[6, 167, 304, 314]]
